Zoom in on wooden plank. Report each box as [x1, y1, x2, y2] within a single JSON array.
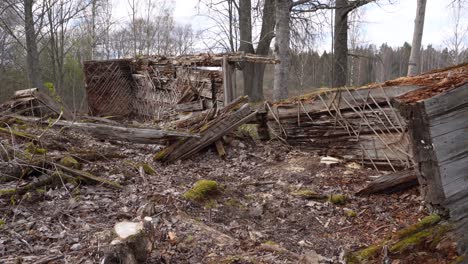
[[175, 100, 204, 112], [424, 82, 468, 118], [223, 56, 234, 104], [268, 85, 421, 120], [356, 170, 418, 195], [439, 154, 468, 199], [429, 106, 468, 138], [33, 91, 74, 120], [432, 128, 468, 163]]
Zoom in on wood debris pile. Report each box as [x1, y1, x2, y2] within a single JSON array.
[[155, 96, 257, 162], [84, 53, 278, 120], [0, 86, 258, 197]]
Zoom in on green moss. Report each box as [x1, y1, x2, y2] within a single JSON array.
[[390, 228, 433, 253], [138, 163, 156, 175], [25, 142, 47, 155], [154, 147, 171, 161], [291, 189, 327, 200], [262, 240, 278, 246], [0, 219, 5, 228], [60, 156, 81, 169], [0, 127, 37, 140], [0, 189, 16, 197], [237, 124, 259, 140], [345, 209, 357, 217], [329, 194, 346, 205], [35, 188, 46, 194], [346, 244, 383, 264], [183, 180, 219, 201], [430, 223, 453, 247], [394, 214, 441, 239]]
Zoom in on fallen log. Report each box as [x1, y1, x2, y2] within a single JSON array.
[[10, 115, 199, 144], [356, 170, 418, 196]]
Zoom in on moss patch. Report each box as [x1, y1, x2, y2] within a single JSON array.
[[183, 180, 219, 201], [237, 124, 259, 140], [390, 228, 433, 253], [329, 194, 346, 205], [291, 189, 327, 200], [138, 163, 157, 175], [25, 142, 46, 155], [346, 244, 383, 264], [394, 214, 441, 239], [60, 156, 81, 169], [262, 240, 279, 246], [0, 189, 16, 197], [0, 218, 5, 228], [345, 209, 357, 217]]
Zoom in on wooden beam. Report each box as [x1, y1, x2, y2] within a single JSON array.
[[223, 56, 234, 104], [356, 170, 418, 195]]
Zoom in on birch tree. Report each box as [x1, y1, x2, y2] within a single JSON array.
[[407, 0, 427, 76]]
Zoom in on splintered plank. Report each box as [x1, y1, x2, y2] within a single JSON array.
[[155, 101, 256, 163], [356, 170, 418, 196]]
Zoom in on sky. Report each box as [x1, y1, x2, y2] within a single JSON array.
[[112, 0, 466, 52]]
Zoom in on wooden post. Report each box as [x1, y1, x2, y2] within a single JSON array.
[[223, 56, 234, 104]]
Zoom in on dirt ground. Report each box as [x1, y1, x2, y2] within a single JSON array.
[[0, 125, 460, 264]]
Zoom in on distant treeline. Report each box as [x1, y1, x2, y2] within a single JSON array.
[[264, 42, 468, 98]]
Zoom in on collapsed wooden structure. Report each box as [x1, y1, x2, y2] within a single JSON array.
[[267, 86, 419, 171], [83, 53, 278, 120], [267, 63, 468, 257]]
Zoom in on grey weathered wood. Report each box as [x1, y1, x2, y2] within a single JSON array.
[[156, 103, 256, 162], [268, 85, 422, 120], [175, 100, 204, 112], [356, 170, 418, 195], [395, 82, 468, 258], [11, 115, 198, 144], [223, 56, 235, 104], [424, 82, 468, 117]]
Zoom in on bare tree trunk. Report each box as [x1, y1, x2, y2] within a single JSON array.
[[24, 0, 43, 89], [333, 0, 349, 88], [407, 0, 427, 76], [273, 0, 290, 101], [238, 0, 275, 102]]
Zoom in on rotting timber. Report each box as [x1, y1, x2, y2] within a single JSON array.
[[393, 66, 468, 257], [83, 53, 278, 120], [267, 63, 468, 173]]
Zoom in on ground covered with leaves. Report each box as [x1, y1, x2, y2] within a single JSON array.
[[0, 122, 460, 263]]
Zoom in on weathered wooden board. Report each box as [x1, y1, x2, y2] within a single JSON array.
[[356, 170, 418, 195], [424, 83, 468, 118], [396, 81, 468, 258], [175, 100, 204, 112], [268, 85, 421, 120]]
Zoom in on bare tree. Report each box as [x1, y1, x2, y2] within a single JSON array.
[[407, 0, 427, 76], [239, 0, 276, 101], [444, 0, 467, 65], [0, 0, 46, 88]]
